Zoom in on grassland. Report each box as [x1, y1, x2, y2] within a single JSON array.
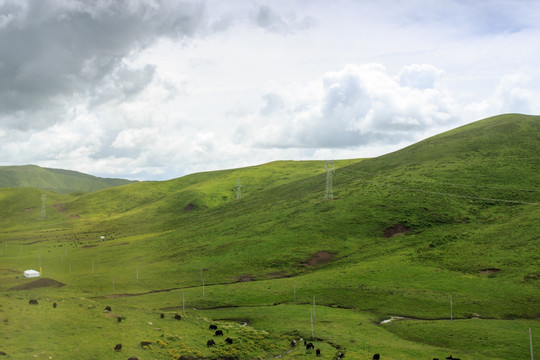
[[0, 114, 539, 359], [0, 165, 135, 194]]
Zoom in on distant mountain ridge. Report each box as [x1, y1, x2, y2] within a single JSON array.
[[0, 164, 136, 193]]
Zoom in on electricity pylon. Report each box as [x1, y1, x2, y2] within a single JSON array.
[[236, 179, 242, 199], [324, 160, 334, 200]]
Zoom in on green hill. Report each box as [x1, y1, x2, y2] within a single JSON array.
[[0, 114, 538, 360], [0, 164, 136, 193]]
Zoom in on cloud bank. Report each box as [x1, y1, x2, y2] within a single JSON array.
[[245, 64, 459, 149]]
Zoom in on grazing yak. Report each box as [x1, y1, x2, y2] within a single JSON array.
[[214, 329, 224, 336], [446, 356, 460, 360], [29, 299, 38, 305], [372, 354, 380, 360], [174, 314, 182, 320], [113, 343, 122, 351], [53, 302, 57, 308], [209, 324, 218, 330], [160, 313, 165, 319], [225, 337, 233, 344], [140, 341, 152, 347], [336, 351, 345, 359], [104, 306, 112, 312], [207, 339, 216, 347], [128, 357, 140, 360], [290, 339, 297, 347], [316, 348, 321, 356], [306, 342, 315, 350]]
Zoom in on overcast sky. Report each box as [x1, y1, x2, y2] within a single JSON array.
[[1, 0, 539, 180]]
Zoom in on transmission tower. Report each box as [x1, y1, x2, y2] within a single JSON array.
[[41, 194, 46, 218], [324, 160, 335, 200], [236, 179, 242, 200]]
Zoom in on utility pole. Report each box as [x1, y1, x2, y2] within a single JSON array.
[[310, 309, 314, 339], [324, 160, 334, 200], [530, 328, 534, 360], [450, 295, 453, 322]]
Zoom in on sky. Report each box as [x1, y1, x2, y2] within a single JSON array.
[[1, 0, 539, 181]]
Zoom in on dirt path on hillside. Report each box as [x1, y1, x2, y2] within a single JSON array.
[[95, 251, 334, 299]]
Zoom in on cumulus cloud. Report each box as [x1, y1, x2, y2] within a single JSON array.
[[464, 73, 540, 119], [0, 0, 205, 130], [246, 63, 460, 149], [1, 0, 539, 181]]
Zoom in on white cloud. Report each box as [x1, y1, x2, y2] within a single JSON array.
[[464, 73, 540, 119], [245, 63, 460, 149]]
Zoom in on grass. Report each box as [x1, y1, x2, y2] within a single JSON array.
[[0, 114, 539, 359]]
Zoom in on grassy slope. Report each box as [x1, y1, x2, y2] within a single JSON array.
[[0, 114, 538, 359], [0, 164, 135, 193]]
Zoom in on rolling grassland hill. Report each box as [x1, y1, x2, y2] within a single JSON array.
[[0, 164, 136, 193], [0, 114, 538, 360]]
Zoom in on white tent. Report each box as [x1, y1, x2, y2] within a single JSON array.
[[23, 269, 40, 278]]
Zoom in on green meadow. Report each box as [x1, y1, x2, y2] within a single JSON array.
[[0, 114, 539, 359]]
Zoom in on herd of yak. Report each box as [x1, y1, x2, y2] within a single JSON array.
[[15, 299, 463, 360]]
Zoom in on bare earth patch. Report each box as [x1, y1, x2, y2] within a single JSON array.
[[303, 251, 334, 266], [8, 277, 65, 291], [383, 224, 411, 238], [479, 268, 501, 275]]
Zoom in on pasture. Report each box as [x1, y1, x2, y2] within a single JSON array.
[[1, 114, 539, 359]]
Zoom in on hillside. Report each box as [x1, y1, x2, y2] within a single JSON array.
[[0, 114, 538, 360], [0, 164, 136, 193]]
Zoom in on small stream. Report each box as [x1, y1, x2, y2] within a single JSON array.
[[380, 316, 406, 324]]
